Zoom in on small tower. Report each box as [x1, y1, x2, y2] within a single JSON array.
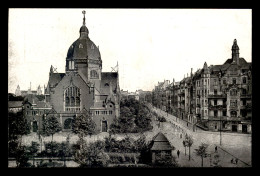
[[49, 65, 54, 77], [37, 85, 42, 95], [15, 85, 21, 96], [232, 39, 240, 65], [79, 10, 89, 38]]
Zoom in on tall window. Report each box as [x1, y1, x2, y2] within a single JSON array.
[[69, 61, 75, 70], [230, 100, 237, 107], [231, 111, 237, 117], [65, 86, 80, 111], [90, 70, 99, 79], [214, 89, 217, 95], [214, 110, 218, 117], [242, 77, 247, 84], [242, 89, 247, 95], [214, 79, 217, 86], [223, 79, 226, 85], [232, 78, 236, 84], [230, 89, 237, 96]]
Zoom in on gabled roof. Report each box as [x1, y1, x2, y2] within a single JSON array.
[[49, 73, 65, 87], [100, 72, 118, 95], [150, 132, 174, 151]]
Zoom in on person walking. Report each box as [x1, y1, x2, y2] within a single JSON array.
[[235, 158, 238, 165], [177, 150, 180, 158], [215, 146, 218, 152]]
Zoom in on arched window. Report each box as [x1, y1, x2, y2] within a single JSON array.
[[76, 97, 80, 106], [230, 89, 237, 96], [231, 111, 237, 117], [90, 70, 99, 79], [71, 97, 75, 106], [79, 43, 83, 48], [64, 86, 80, 111], [65, 97, 70, 106]]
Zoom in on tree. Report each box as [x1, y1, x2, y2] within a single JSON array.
[[74, 140, 109, 167], [8, 111, 30, 141], [8, 110, 31, 167], [72, 113, 96, 157], [59, 134, 72, 167], [72, 114, 96, 139], [42, 115, 62, 165], [182, 140, 188, 156], [15, 145, 31, 168], [194, 143, 208, 167], [184, 134, 193, 161], [27, 141, 40, 166]]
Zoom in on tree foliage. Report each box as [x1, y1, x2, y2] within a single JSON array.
[[110, 98, 153, 134], [72, 114, 96, 138], [194, 143, 208, 167], [8, 111, 30, 140], [74, 140, 109, 167], [42, 115, 62, 138]]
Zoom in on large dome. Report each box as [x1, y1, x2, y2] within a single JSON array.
[[66, 36, 101, 60]]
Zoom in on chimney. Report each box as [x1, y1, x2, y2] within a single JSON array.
[[191, 68, 193, 77]]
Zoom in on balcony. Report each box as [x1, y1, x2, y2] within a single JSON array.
[[240, 94, 251, 98], [178, 92, 185, 96], [208, 94, 227, 99], [208, 104, 227, 110], [208, 116, 228, 121]]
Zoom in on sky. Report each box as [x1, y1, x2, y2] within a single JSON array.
[[8, 8, 252, 93]]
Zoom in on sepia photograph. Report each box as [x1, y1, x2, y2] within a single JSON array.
[[8, 8, 252, 168]]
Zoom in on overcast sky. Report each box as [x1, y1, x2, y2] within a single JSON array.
[[8, 8, 251, 93]]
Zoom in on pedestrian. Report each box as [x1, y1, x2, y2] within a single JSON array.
[[215, 146, 218, 152], [180, 133, 182, 138], [177, 150, 180, 158], [235, 158, 238, 164], [231, 158, 233, 164]]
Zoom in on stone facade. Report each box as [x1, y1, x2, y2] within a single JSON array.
[[24, 12, 120, 134], [152, 39, 252, 133]]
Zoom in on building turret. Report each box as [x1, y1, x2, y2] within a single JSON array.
[[232, 39, 240, 65], [15, 85, 21, 96]]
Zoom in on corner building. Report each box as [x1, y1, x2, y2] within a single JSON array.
[[44, 13, 120, 133]]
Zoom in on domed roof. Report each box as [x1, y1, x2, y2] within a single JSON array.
[[66, 37, 101, 61], [80, 25, 89, 33]]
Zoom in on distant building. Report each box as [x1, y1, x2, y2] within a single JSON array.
[[15, 83, 43, 97]]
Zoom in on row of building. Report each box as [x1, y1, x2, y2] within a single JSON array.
[[151, 39, 252, 133]]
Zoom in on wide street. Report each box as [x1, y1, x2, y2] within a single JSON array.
[[148, 103, 251, 167]]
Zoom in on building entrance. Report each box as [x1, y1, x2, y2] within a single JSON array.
[[232, 125, 237, 132], [33, 121, 38, 132], [242, 124, 247, 133], [102, 121, 107, 132]]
